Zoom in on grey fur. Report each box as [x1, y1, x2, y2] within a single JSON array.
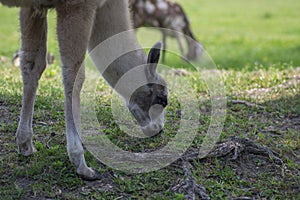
[[0, 0, 54, 7]]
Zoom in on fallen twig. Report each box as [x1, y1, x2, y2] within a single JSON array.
[[46, 132, 58, 149], [230, 100, 265, 109]]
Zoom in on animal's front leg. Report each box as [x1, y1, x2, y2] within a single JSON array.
[[56, 2, 100, 180], [176, 34, 185, 58], [17, 7, 47, 156]]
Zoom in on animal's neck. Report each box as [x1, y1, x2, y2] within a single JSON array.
[[102, 47, 148, 98], [85, 0, 149, 100]]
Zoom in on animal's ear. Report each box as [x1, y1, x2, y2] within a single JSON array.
[[146, 42, 162, 79]]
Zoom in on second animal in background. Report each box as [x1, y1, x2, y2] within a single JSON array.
[[130, 0, 203, 62]]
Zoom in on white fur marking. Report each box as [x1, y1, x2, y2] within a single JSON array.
[[145, 1, 155, 14], [171, 16, 185, 30], [157, 0, 168, 10], [137, 0, 144, 9]]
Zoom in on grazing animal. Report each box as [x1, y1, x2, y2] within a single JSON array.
[[130, 0, 203, 62], [0, 0, 168, 180]]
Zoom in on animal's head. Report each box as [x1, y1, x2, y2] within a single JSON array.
[[127, 42, 168, 137]]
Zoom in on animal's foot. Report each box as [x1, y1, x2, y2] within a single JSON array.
[[71, 153, 102, 181], [16, 129, 36, 156], [77, 167, 102, 181], [17, 140, 37, 156]]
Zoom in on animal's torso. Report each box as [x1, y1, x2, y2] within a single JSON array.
[[131, 0, 190, 35], [0, 0, 56, 7], [0, 0, 102, 8]]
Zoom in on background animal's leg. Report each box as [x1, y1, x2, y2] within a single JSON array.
[[16, 7, 47, 156], [176, 34, 185, 59], [56, 2, 100, 180], [186, 37, 195, 61], [186, 37, 203, 61], [162, 31, 167, 63]]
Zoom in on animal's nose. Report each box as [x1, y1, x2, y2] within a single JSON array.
[[141, 123, 164, 137]]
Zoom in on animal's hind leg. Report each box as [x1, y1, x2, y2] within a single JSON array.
[[16, 7, 47, 156], [161, 32, 167, 63], [56, 2, 100, 180]]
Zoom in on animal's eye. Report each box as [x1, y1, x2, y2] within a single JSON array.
[[161, 97, 168, 107], [153, 95, 168, 108]]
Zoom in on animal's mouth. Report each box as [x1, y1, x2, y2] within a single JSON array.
[[129, 104, 165, 137], [129, 104, 150, 127], [141, 121, 164, 137]]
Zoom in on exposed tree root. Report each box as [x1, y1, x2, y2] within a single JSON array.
[[171, 161, 210, 200], [172, 136, 285, 199], [184, 136, 284, 165]]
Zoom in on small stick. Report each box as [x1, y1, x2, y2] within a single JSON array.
[[230, 100, 265, 109]]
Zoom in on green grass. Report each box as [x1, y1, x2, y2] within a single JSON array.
[[0, 0, 300, 199]]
